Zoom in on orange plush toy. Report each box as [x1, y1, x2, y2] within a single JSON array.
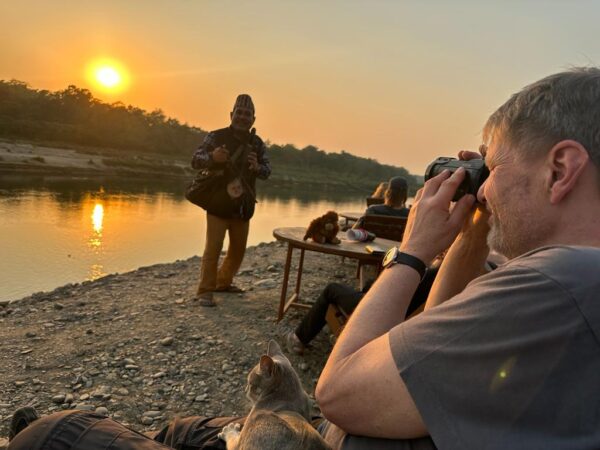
[[303, 211, 341, 244]]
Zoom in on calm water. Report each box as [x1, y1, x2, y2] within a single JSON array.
[[0, 175, 368, 302]]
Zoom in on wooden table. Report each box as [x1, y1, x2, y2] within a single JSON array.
[[272, 227, 399, 321], [339, 211, 363, 227]]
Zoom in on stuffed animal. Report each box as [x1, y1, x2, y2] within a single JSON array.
[[303, 211, 341, 244]]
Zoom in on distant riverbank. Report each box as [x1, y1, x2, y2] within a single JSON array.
[[0, 140, 393, 192]]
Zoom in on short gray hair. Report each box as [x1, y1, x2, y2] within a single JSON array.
[[483, 67, 600, 167]]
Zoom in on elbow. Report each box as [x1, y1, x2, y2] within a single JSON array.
[[315, 372, 348, 428]]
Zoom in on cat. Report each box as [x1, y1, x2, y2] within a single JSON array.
[[218, 340, 332, 450]]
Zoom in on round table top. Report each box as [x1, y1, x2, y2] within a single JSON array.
[[339, 211, 363, 221], [273, 226, 398, 261]]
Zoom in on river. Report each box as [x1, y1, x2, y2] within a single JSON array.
[[0, 175, 369, 302]]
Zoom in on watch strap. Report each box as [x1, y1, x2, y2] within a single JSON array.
[[391, 251, 427, 280]]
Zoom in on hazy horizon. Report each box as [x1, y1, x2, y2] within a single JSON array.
[[1, 0, 599, 174]]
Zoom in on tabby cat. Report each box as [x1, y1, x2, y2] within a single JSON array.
[[218, 340, 331, 450]]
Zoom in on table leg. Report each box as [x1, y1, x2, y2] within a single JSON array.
[[294, 248, 305, 298], [278, 243, 294, 322]]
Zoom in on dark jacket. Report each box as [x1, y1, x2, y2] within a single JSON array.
[[191, 127, 271, 219]]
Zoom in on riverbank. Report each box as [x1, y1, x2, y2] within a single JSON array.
[[0, 241, 358, 442], [0, 140, 191, 179]]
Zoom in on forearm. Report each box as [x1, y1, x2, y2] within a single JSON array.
[[424, 234, 489, 310], [324, 264, 421, 366], [317, 264, 423, 429]]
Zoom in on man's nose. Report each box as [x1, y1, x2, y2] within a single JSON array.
[[477, 180, 487, 204]]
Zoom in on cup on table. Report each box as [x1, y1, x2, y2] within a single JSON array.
[[346, 228, 376, 242]]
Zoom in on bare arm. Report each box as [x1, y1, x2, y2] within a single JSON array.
[[316, 168, 475, 438], [424, 206, 490, 310]]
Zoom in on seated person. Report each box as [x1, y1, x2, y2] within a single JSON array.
[[285, 267, 439, 355], [364, 176, 410, 217], [354, 177, 410, 231], [370, 181, 388, 198]]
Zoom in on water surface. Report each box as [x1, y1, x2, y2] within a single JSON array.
[[0, 175, 367, 302]]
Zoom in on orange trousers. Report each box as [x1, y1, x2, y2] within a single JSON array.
[[197, 214, 250, 294]]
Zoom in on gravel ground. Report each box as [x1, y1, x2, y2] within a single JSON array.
[[0, 241, 359, 442]]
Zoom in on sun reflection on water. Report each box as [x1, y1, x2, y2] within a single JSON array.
[[92, 203, 104, 234], [87, 202, 106, 280]]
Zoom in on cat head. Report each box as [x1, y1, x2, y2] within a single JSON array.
[[245, 340, 310, 412]]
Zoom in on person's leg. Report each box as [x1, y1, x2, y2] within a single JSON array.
[[216, 219, 249, 290], [197, 214, 228, 297], [293, 283, 363, 347], [154, 415, 246, 449]]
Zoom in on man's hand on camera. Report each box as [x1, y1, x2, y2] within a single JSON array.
[[247, 151, 259, 172], [212, 146, 229, 163], [399, 168, 475, 264]]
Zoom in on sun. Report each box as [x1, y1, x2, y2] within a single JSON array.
[[96, 67, 121, 88], [87, 59, 130, 93]]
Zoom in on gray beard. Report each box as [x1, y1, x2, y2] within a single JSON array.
[[487, 216, 544, 260]]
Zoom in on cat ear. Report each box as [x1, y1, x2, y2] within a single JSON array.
[[267, 340, 283, 357], [259, 355, 275, 376]]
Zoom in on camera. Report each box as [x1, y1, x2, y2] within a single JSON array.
[[424, 157, 489, 201]]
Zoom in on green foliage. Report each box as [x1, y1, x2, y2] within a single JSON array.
[[0, 80, 204, 158]]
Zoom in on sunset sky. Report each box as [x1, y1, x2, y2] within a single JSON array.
[[1, 1, 599, 174]]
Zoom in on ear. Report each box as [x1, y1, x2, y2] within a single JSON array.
[[259, 355, 275, 376], [267, 340, 283, 357], [546, 140, 590, 204]]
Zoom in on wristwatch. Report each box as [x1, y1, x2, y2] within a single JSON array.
[[382, 247, 427, 280]]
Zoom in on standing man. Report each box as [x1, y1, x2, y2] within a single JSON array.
[[317, 68, 600, 448], [191, 94, 271, 307]]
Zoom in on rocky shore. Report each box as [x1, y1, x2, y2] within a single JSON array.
[[0, 241, 357, 443]]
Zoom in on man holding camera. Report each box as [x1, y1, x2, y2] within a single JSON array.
[[191, 94, 271, 307], [316, 68, 600, 448]]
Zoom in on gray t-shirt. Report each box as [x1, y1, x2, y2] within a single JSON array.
[[389, 246, 600, 449], [321, 246, 600, 450]]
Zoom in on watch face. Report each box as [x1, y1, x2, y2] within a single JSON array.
[[382, 247, 398, 268]]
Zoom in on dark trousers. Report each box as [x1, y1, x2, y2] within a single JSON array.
[[294, 283, 364, 346], [294, 267, 440, 347]]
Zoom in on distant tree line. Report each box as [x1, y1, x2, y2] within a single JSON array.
[[0, 80, 419, 190], [0, 80, 204, 157]]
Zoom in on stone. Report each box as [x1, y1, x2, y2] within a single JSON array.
[[253, 279, 277, 289], [95, 406, 109, 416], [160, 337, 174, 346], [74, 404, 95, 411], [25, 331, 37, 338], [116, 388, 129, 396], [140, 416, 154, 425], [52, 394, 66, 404], [80, 393, 90, 401], [143, 410, 162, 418]]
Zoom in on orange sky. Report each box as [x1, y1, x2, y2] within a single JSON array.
[[1, 1, 599, 174]]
